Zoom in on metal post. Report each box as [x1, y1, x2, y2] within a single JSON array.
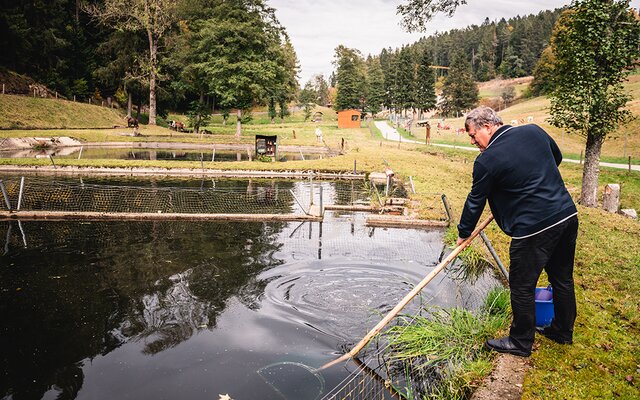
[[299, 149, 305, 161], [385, 175, 390, 196], [353, 160, 357, 174], [212, 147, 215, 162], [579, 151, 583, 165], [309, 177, 314, 206], [409, 176, 416, 194], [319, 185, 323, 214], [480, 231, 509, 281], [17, 177, 24, 210], [441, 194, 453, 222], [629, 156, 632, 173], [49, 155, 56, 168], [0, 180, 11, 210], [290, 189, 309, 215], [78, 146, 83, 160]]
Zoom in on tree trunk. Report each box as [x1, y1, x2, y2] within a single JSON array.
[[127, 92, 132, 118], [235, 109, 242, 138], [148, 32, 157, 125], [579, 133, 605, 207]]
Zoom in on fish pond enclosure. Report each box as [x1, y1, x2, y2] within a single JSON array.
[[0, 175, 505, 400]]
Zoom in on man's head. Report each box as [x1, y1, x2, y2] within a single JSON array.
[[464, 106, 503, 152]]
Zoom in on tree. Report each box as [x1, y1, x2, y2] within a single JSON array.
[[397, 0, 468, 32], [298, 81, 317, 121], [190, 1, 288, 137], [313, 75, 330, 106], [275, 39, 300, 123], [365, 57, 386, 115], [396, 46, 417, 116], [548, 0, 640, 207], [85, 0, 179, 125], [500, 86, 516, 106], [439, 52, 478, 116], [414, 47, 437, 118], [333, 46, 366, 111], [530, 46, 556, 96]]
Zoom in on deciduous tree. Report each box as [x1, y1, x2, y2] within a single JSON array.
[[548, 0, 640, 207], [85, 0, 179, 125]]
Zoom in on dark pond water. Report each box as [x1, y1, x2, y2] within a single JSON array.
[[0, 148, 326, 162], [0, 177, 500, 400]]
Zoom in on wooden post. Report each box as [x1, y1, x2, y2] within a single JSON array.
[[353, 160, 357, 174], [2, 84, 4, 94], [629, 156, 632, 173], [73, 95, 76, 102], [602, 184, 620, 213], [580, 151, 583, 165]]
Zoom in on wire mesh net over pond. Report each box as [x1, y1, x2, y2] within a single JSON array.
[[0, 176, 381, 216], [0, 177, 502, 400]]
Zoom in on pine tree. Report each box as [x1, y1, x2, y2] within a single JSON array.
[[439, 52, 478, 116], [365, 57, 385, 115], [396, 46, 417, 116], [414, 47, 437, 118], [334, 46, 366, 111]]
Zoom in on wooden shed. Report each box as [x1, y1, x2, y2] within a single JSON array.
[[337, 109, 361, 129]]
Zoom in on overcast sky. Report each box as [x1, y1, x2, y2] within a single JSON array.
[[270, 0, 640, 85]]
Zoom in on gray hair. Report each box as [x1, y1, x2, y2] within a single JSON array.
[[465, 106, 503, 131]]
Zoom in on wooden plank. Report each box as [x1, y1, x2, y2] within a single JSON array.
[[366, 215, 449, 228], [0, 210, 322, 222]]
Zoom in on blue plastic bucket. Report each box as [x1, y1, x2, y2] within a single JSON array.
[[535, 287, 554, 327]]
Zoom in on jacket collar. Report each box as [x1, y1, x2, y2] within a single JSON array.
[[487, 125, 513, 149]]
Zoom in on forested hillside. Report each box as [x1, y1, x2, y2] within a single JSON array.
[[408, 8, 563, 81], [0, 0, 299, 125]]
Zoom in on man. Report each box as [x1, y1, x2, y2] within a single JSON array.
[[457, 106, 578, 357]]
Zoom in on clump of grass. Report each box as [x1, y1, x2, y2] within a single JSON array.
[[443, 225, 493, 282], [384, 287, 511, 399]]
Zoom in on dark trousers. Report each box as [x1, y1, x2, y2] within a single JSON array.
[[508, 215, 579, 351]]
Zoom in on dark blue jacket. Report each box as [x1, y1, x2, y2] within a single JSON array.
[[457, 124, 577, 239]]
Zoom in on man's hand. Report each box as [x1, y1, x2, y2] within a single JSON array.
[[456, 237, 467, 246]]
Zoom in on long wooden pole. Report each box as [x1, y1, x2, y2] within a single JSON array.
[[319, 215, 494, 371]]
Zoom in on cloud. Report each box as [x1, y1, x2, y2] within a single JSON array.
[[271, 0, 640, 85]]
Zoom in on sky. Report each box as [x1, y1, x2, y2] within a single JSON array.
[[270, 0, 640, 85]]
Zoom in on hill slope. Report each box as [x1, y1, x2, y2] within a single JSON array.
[[0, 94, 125, 129]]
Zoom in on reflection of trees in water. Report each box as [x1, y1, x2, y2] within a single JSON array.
[[0, 219, 285, 399]]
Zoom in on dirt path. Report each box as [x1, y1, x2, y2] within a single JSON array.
[[471, 354, 530, 400]]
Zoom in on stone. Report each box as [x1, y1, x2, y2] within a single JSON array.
[[602, 183, 620, 213], [620, 209, 637, 220]]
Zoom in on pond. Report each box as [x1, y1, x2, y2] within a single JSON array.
[[0, 177, 501, 400], [0, 148, 328, 162]]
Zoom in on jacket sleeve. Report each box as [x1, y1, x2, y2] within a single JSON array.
[[457, 161, 492, 239], [547, 131, 563, 166]]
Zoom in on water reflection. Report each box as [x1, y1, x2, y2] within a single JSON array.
[[0, 199, 500, 400]]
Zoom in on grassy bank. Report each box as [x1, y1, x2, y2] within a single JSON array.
[[0, 94, 125, 129]]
